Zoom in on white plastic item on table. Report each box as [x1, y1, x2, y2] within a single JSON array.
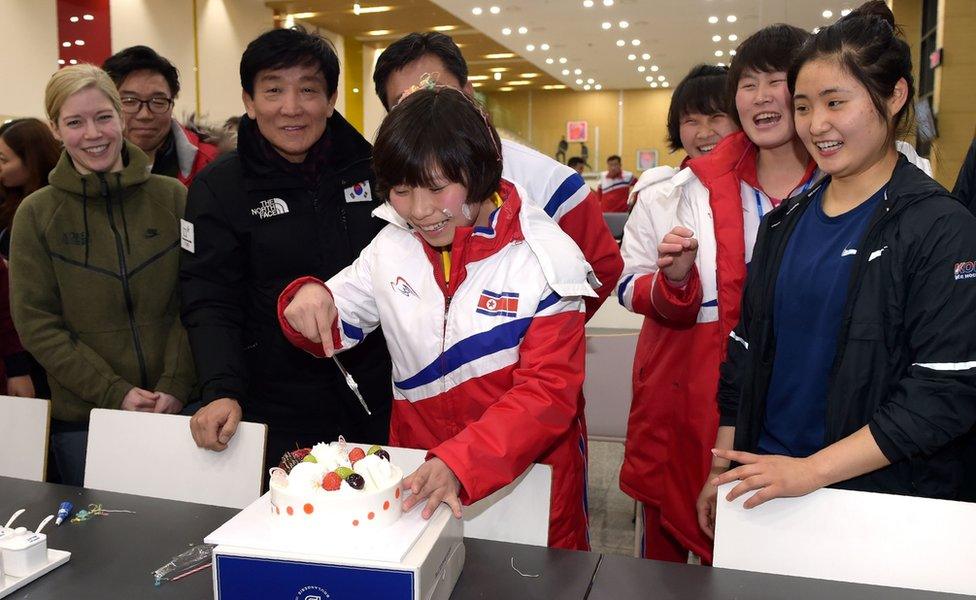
[[0, 516, 53, 578]]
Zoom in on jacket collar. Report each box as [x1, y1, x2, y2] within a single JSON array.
[[48, 140, 151, 198]]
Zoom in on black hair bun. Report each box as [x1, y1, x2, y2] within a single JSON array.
[[846, 0, 898, 30]]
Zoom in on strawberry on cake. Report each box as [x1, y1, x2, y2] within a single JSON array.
[[269, 437, 403, 528]]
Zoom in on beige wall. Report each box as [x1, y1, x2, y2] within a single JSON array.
[[0, 0, 59, 118], [484, 88, 683, 174], [930, 0, 976, 188]]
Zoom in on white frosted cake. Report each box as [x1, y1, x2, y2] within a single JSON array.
[[269, 438, 403, 529]]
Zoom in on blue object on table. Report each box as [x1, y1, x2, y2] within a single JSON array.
[[55, 501, 73, 526]]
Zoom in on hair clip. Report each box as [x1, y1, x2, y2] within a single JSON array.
[[396, 72, 440, 105]]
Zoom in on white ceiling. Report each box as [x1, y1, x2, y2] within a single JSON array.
[[432, 0, 858, 91]]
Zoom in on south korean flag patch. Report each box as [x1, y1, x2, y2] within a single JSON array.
[[344, 181, 373, 203]]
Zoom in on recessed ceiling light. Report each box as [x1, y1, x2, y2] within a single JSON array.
[[728, 34, 738, 41], [708, 16, 718, 24], [619, 21, 629, 28], [432, 25, 457, 31], [574, 68, 582, 75], [562, 68, 570, 75], [62, 41, 71, 47], [508, 80, 531, 85], [603, 0, 614, 5], [595, 84, 602, 90], [500, 86, 513, 91], [489, 6, 501, 14], [601, 22, 612, 30], [69, 16, 79, 22], [616, 39, 625, 47], [544, 84, 567, 90], [494, 72, 502, 80], [822, 10, 833, 18], [658, 75, 666, 81], [631, 39, 640, 46], [521, 72, 539, 78], [641, 53, 650, 60], [662, 82, 670, 88], [69, 59, 78, 64], [583, 0, 594, 6], [501, 27, 512, 35], [841, 8, 852, 16], [650, 65, 659, 72], [540, 43, 550, 50], [627, 54, 636, 61], [726, 15, 737, 22], [75, 39, 85, 45], [472, 7, 483, 15], [485, 52, 516, 59], [729, 49, 736, 56], [366, 29, 391, 36], [637, 65, 646, 72], [468, 75, 489, 80], [489, 67, 508, 72], [58, 58, 65, 65], [587, 78, 595, 84], [559, 57, 568, 63], [812, 26, 821, 33], [576, 78, 584, 84], [650, 82, 659, 88], [472, 82, 483, 87], [517, 26, 528, 34], [717, 62, 726, 67], [83, 14, 94, 20], [715, 50, 724, 57], [645, 76, 652, 82], [584, 84, 592, 90], [353, 6, 392, 14], [712, 35, 722, 42], [526, 44, 535, 51], [545, 57, 555, 64]]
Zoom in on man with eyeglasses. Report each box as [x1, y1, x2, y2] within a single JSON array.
[[103, 46, 218, 187]]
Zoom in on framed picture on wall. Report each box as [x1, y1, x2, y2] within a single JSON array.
[[636, 149, 658, 171], [567, 120, 588, 142]]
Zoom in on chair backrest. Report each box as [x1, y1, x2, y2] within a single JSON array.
[[603, 212, 629, 240], [584, 301, 641, 442], [374, 445, 552, 547], [714, 482, 976, 596], [0, 395, 50, 481], [84, 409, 267, 509]]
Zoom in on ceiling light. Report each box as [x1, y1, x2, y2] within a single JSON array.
[[353, 6, 392, 14], [62, 41, 71, 47], [354, 3, 362, 15], [717, 62, 726, 67], [352, 87, 360, 93], [645, 76, 652, 82], [658, 75, 666, 81], [584, 84, 592, 90], [544, 84, 567, 90], [472, 82, 483, 87], [521, 72, 539, 78], [616, 40, 625, 47], [712, 35, 722, 42], [650, 65, 659, 72], [728, 34, 738, 41], [75, 39, 85, 45], [822, 10, 833, 18], [602, 22, 612, 30], [526, 44, 535, 51], [841, 8, 852, 16], [637, 65, 646, 72], [708, 16, 718, 24], [662, 82, 670, 88], [595, 84, 602, 90], [603, 0, 614, 5], [489, 6, 501, 14], [500, 86, 513, 91], [726, 15, 737, 23], [576, 78, 584, 85], [559, 57, 567, 63], [69, 16, 79, 23], [540, 43, 550, 50], [583, 0, 594, 6], [518, 26, 528, 34], [366, 29, 391, 36], [508, 80, 531, 85], [494, 72, 502, 80], [812, 26, 821, 33], [83, 14, 94, 20], [650, 82, 659, 88], [729, 49, 736, 56], [715, 50, 724, 57], [574, 68, 582, 75], [562, 68, 570, 75], [489, 66, 508, 72], [485, 52, 516, 59], [619, 21, 629, 28], [502, 27, 512, 35], [472, 7, 483, 15], [431, 25, 457, 31], [631, 39, 640, 46], [587, 78, 595, 84], [58, 59, 65, 65], [627, 54, 636, 61], [468, 75, 489, 80], [69, 59, 78, 64], [641, 53, 650, 60], [546, 57, 554, 64]]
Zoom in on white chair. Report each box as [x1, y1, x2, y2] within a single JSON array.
[[0, 395, 50, 481], [84, 409, 267, 509], [714, 482, 976, 595], [365, 444, 552, 547]]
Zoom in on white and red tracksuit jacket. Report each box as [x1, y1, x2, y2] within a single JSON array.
[[596, 169, 636, 213], [616, 132, 819, 562], [278, 180, 598, 550], [501, 139, 622, 320]]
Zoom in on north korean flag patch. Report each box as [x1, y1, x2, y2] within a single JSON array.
[[476, 290, 520, 317]]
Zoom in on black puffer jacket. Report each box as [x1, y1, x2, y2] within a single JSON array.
[[720, 156, 976, 499], [180, 112, 392, 439]]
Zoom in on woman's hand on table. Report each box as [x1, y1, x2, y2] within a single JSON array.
[[402, 457, 463, 520]]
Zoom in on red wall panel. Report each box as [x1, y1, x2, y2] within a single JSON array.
[[56, 0, 112, 68]]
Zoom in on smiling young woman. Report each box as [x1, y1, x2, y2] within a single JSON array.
[[709, 0, 976, 513]]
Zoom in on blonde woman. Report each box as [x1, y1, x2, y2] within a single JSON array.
[[9, 64, 195, 485]]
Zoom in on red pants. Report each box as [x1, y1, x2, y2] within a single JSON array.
[[641, 503, 688, 562]]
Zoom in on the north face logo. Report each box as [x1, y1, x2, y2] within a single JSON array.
[[251, 198, 289, 219]]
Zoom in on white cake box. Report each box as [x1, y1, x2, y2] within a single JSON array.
[[206, 493, 463, 600]]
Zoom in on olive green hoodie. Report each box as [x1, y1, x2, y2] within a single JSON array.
[[9, 142, 195, 422]]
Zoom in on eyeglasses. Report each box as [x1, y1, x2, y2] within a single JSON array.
[[120, 96, 174, 115]]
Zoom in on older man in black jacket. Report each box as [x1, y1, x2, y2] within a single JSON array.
[[180, 28, 391, 472]]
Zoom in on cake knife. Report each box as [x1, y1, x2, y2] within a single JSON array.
[[333, 355, 371, 415]]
